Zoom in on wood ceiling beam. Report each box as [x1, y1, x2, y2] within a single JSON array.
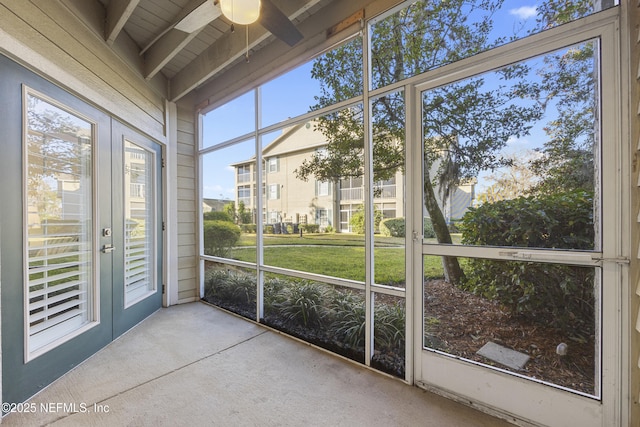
[[142, 0, 222, 80], [168, 0, 323, 102], [144, 29, 200, 80], [190, 0, 403, 109], [105, 0, 140, 45]]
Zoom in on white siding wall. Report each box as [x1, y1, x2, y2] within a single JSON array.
[[631, 2, 640, 423], [0, 0, 166, 141], [176, 106, 198, 303], [0, 0, 199, 306]]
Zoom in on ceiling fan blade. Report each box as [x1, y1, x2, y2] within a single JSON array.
[[259, 0, 303, 46], [174, 0, 221, 33]]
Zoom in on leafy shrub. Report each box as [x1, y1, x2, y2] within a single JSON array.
[[459, 190, 595, 333], [300, 223, 320, 233], [203, 220, 241, 257], [374, 302, 405, 351], [328, 291, 366, 348], [240, 223, 257, 233], [264, 225, 274, 234], [380, 217, 405, 237], [324, 225, 335, 233], [204, 268, 256, 305], [460, 190, 594, 249], [274, 281, 329, 327], [349, 205, 383, 234], [264, 277, 290, 312], [447, 221, 461, 233], [423, 218, 436, 238], [203, 210, 233, 222], [286, 224, 294, 234]]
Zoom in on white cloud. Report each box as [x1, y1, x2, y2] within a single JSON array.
[[507, 135, 529, 145], [509, 6, 537, 20]]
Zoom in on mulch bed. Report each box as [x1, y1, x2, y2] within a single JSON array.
[[204, 279, 596, 394], [424, 279, 595, 394]]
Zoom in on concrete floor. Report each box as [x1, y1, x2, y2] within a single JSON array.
[[3, 302, 514, 426]]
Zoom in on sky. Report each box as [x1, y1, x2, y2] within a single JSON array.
[[201, 1, 598, 202]]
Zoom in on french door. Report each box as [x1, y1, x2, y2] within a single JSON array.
[[0, 54, 163, 406], [412, 16, 623, 427]]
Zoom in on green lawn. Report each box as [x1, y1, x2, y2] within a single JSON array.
[[228, 233, 449, 285], [237, 233, 405, 247]]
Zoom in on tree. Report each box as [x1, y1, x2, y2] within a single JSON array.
[[476, 152, 540, 204], [528, 41, 597, 195], [296, 0, 542, 284]]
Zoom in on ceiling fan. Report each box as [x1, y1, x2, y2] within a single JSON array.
[[175, 0, 303, 47]]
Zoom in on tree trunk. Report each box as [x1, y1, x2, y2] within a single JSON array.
[[423, 164, 465, 285]]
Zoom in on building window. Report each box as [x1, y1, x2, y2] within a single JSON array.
[[238, 185, 251, 204], [316, 208, 330, 228], [266, 157, 279, 173], [316, 180, 331, 196], [267, 183, 280, 200], [237, 165, 251, 183]]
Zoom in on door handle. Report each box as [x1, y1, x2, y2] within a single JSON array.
[[102, 244, 115, 253]]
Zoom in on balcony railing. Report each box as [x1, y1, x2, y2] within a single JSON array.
[[340, 185, 396, 201]]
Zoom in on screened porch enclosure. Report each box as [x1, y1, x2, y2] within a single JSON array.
[[198, 2, 624, 426], [1, 0, 637, 425]]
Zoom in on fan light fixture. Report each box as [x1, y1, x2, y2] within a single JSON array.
[[220, 0, 261, 25]]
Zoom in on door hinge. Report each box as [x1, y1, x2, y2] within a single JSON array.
[[162, 221, 166, 231], [161, 157, 166, 168], [162, 284, 165, 293]]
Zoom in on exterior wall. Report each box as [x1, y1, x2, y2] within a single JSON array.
[[0, 0, 167, 142], [176, 105, 198, 302], [263, 150, 334, 225], [630, 1, 640, 423], [0, 0, 199, 307]]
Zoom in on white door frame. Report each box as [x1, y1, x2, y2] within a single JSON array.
[[410, 9, 626, 427]]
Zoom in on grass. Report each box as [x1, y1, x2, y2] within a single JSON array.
[[237, 233, 405, 247], [229, 233, 448, 285]]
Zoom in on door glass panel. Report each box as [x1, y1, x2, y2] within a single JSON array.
[[25, 92, 95, 357], [423, 255, 599, 396], [422, 40, 600, 251], [124, 140, 156, 307]]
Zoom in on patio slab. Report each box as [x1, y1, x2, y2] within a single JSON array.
[[2, 302, 514, 426]]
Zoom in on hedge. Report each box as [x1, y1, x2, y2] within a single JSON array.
[[459, 190, 595, 334], [203, 210, 233, 222], [203, 220, 241, 257]]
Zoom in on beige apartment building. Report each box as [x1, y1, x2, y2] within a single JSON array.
[[232, 121, 474, 232]]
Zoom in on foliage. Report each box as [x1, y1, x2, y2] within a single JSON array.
[[203, 210, 233, 222], [459, 190, 595, 333], [300, 223, 320, 233], [423, 218, 436, 239], [204, 268, 256, 305], [223, 202, 236, 221], [380, 218, 405, 238], [222, 201, 253, 224], [264, 225, 275, 234], [328, 290, 366, 348], [528, 39, 596, 195], [475, 152, 539, 204], [274, 281, 329, 328], [296, 0, 550, 285], [349, 205, 383, 234], [374, 302, 406, 351], [240, 223, 257, 233], [460, 190, 594, 249], [203, 220, 241, 257]]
